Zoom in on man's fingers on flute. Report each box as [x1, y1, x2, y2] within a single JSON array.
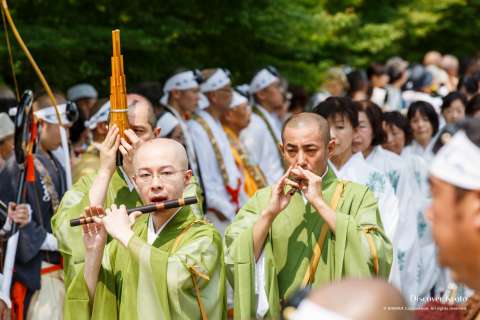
[[85, 207, 93, 235], [284, 178, 300, 190]]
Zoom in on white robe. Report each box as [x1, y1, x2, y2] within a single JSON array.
[[398, 152, 447, 304], [402, 140, 435, 164], [366, 146, 445, 303], [188, 110, 247, 223], [240, 105, 284, 185]]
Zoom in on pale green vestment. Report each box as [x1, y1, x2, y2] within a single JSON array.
[[224, 168, 392, 319], [65, 206, 226, 320], [52, 168, 204, 289]]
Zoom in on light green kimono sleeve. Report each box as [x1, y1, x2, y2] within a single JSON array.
[[224, 191, 263, 320], [64, 239, 120, 320], [51, 174, 94, 288], [52, 170, 143, 288], [334, 186, 393, 280]]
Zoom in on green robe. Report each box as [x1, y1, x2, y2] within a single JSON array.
[[65, 206, 226, 320], [52, 169, 204, 289], [224, 168, 392, 319]]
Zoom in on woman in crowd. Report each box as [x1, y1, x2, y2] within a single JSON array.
[[403, 101, 439, 162], [441, 91, 467, 125]]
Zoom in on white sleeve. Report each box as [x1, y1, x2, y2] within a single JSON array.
[[40, 233, 58, 251], [377, 180, 400, 242], [188, 121, 236, 219], [255, 252, 269, 318]]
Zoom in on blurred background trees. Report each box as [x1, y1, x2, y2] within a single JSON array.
[[0, 0, 478, 94]]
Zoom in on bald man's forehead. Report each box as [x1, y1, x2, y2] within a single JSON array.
[[134, 140, 188, 170]]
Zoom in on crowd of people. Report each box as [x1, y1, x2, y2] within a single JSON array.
[[0, 49, 478, 319]]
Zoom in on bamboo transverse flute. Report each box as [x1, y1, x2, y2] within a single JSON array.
[[70, 196, 197, 227]]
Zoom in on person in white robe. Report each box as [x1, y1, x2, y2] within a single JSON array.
[[313, 97, 401, 288], [240, 67, 285, 184], [356, 102, 445, 304], [403, 101, 440, 163], [188, 68, 247, 234], [158, 70, 201, 176]]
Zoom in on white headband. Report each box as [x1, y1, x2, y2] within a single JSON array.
[[198, 93, 210, 110], [34, 104, 71, 125], [230, 91, 248, 109], [84, 101, 110, 129], [200, 69, 230, 93], [160, 71, 199, 105], [156, 112, 180, 137], [291, 300, 351, 320], [430, 130, 480, 190], [250, 68, 279, 93]]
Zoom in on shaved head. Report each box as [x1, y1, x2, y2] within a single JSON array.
[[127, 93, 156, 129], [132, 138, 192, 214], [134, 138, 188, 171], [282, 112, 330, 144], [308, 278, 411, 320]]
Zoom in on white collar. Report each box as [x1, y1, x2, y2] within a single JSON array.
[[330, 152, 364, 173], [147, 209, 180, 245]]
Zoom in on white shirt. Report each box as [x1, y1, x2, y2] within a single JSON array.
[[188, 110, 247, 220], [240, 105, 284, 185], [147, 210, 179, 245]]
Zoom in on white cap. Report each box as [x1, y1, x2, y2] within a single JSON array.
[[156, 112, 180, 137], [230, 91, 248, 109], [84, 100, 110, 129], [34, 104, 72, 125], [160, 71, 199, 105], [200, 69, 231, 93], [0, 113, 14, 141], [250, 68, 279, 93], [198, 93, 210, 110], [67, 83, 97, 101], [430, 130, 480, 190]]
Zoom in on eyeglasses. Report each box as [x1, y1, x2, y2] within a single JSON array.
[[135, 169, 187, 184]]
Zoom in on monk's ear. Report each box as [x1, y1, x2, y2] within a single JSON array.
[[327, 139, 336, 158], [278, 143, 285, 157], [184, 170, 193, 185], [153, 127, 161, 137]]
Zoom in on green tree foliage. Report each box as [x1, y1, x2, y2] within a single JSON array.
[[0, 0, 478, 95]]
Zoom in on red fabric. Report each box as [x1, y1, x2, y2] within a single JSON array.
[[25, 154, 35, 183], [11, 281, 27, 320], [226, 178, 241, 208], [30, 119, 37, 141]]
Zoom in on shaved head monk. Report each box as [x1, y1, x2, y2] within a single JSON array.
[[65, 138, 226, 320], [225, 112, 392, 319], [292, 278, 412, 320]]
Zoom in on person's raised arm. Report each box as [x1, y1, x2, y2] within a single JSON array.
[[88, 125, 120, 207], [82, 207, 108, 300], [252, 166, 298, 261]]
